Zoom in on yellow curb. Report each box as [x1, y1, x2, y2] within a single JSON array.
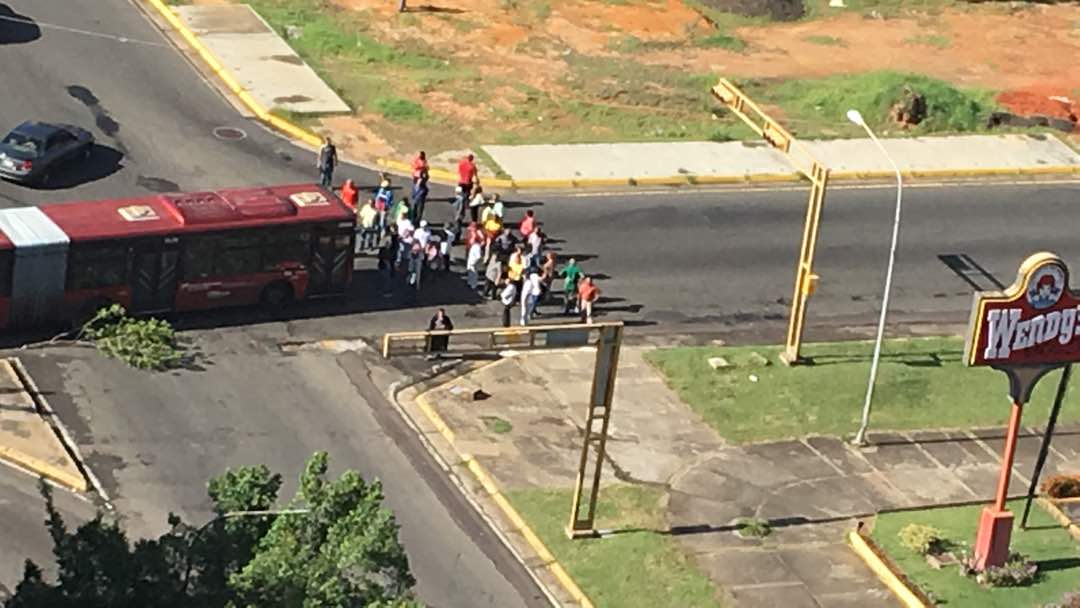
[[745, 172, 804, 183], [509, 178, 579, 189], [0, 445, 88, 493], [415, 393, 457, 445], [630, 175, 692, 186], [830, 165, 1080, 181], [145, 0, 323, 148], [847, 531, 928, 608], [413, 387, 593, 607], [1037, 497, 1080, 543], [692, 174, 754, 185]]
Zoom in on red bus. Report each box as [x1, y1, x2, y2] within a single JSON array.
[[0, 184, 355, 329]]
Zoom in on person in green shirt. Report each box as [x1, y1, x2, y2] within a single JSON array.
[[560, 258, 582, 315]]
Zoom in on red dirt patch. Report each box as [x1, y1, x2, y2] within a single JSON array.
[[997, 90, 1077, 121]]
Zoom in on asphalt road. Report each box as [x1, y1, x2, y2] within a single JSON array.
[[0, 1, 534, 605], [3, 0, 1080, 604]]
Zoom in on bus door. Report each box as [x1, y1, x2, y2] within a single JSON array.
[[308, 225, 353, 296], [130, 236, 180, 313]]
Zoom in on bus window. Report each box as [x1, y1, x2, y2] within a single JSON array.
[[263, 228, 309, 271], [182, 236, 216, 280], [217, 233, 262, 276], [0, 250, 12, 296], [67, 244, 129, 290]]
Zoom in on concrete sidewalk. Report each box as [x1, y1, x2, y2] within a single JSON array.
[[416, 347, 1080, 607], [0, 359, 86, 493], [173, 4, 349, 115], [482, 135, 1080, 184]]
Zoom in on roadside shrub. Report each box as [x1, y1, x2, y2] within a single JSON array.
[[82, 304, 183, 371], [898, 523, 947, 555], [960, 552, 1039, 587], [765, 71, 994, 134], [1042, 474, 1080, 499]]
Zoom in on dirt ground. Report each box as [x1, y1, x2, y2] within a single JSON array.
[[315, 0, 1080, 164]]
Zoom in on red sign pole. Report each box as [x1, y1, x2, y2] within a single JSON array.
[[973, 399, 1023, 570]]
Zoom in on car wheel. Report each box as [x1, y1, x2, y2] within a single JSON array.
[[260, 281, 294, 312]]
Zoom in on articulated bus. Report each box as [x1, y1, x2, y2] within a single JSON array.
[[0, 184, 356, 329]]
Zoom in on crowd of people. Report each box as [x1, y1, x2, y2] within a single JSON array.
[[316, 138, 602, 326]]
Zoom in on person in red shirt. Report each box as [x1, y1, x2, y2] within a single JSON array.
[[340, 179, 359, 210], [518, 209, 536, 239], [577, 276, 600, 324], [412, 151, 428, 181], [458, 154, 477, 200]]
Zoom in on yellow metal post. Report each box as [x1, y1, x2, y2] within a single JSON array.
[[712, 78, 830, 364], [781, 163, 829, 364], [381, 322, 625, 540], [566, 324, 623, 538]]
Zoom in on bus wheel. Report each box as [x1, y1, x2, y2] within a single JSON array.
[[260, 282, 293, 311]]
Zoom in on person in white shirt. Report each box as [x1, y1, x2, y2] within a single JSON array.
[[415, 219, 432, 249], [466, 239, 483, 292], [520, 272, 542, 326], [499, 279, 517, 328]]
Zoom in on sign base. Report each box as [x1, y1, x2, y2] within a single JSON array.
[[973, 506, 1014, 570]]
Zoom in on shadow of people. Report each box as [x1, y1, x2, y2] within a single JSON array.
[[34, 144, 124, 191], [0, 4, 40, 45]]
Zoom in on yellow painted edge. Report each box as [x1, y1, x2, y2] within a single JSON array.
[[510, 178, 578, 189], [745, 172, 803, 183], [0, 445, 88, 493], [830, 165, 1080, 181], [414, 393, 456, 445], [847, 531, 927, 608], [631, 175, 692, 186], [413, 388, 593, 607], [145, 0, 323, 148]]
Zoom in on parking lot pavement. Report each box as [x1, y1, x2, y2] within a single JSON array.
[[12, 331, 546, 608]]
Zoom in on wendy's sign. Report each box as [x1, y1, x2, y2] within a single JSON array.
[[966, 252, 1080, 370], [963, 252, 1076, 570]]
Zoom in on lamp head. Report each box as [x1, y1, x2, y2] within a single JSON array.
[[846, 109, 865, 126]]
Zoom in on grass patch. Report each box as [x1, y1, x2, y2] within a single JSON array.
[[904, 34, 952, 49], [693, 33, 746, 51], [746, 71, 995, 137], [506, 485, 723, 608], [245, 0, 455, 119], [645, 337, 1080, 443], [803, 35, 846, 46], [873, 500, 1080, 607], [372, 96, 426, 121], [480, 415, 513, 434]]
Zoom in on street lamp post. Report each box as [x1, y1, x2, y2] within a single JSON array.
[[848, 109, 904, 447], [182, 508, 310, 592]]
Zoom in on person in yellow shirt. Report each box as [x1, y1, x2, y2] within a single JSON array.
[[506, 245, 526, 291], [357, 199, 378, 250]]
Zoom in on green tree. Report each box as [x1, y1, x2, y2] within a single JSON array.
[[4, 453, 419, 608], [229, 452, 418, 607]]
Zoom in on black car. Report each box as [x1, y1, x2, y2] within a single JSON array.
[[0, 121, 94, 186]]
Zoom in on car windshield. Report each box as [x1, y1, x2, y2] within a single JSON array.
[[1, 132, 43, 155]]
